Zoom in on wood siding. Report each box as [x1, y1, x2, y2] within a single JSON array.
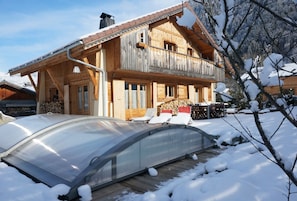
[[121, 27, 150, 72], [103, 38, 121, 72], [0, 85, 35, 100]]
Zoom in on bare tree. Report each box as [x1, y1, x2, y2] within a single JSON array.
[[192, 0, 297, 189]]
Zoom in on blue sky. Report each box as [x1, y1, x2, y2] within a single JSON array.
[[0, 0, 181, 73]]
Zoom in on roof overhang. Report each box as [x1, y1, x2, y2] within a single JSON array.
[[9, 40, 83, 76]]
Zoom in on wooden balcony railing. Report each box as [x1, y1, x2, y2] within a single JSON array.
[[120, 45, 225, 82], [148, 46, 225, 81]]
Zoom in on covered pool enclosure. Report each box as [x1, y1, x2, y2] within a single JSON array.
[[0, 114, 215, 200]]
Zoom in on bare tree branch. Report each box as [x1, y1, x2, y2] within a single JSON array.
[[250, 0, 297, 27]]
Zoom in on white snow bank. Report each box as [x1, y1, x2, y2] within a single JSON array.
[[120, 109, 297, 201], [0, 162, 62, 201], [204, 153, 229, 173]]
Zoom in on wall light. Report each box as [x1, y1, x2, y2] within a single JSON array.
[[73, 66, 81, 73]]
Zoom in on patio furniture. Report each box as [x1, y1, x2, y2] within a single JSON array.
[[149, 109, 172, 124], [169, 106, 193, 125], [131, 108, 156, 122]]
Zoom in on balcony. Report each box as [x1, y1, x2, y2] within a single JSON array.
[[120, 45, 225, 82], [149, 46, 224, 81]]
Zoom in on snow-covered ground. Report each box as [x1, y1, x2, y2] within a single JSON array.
[[1, 109, 297, 201]]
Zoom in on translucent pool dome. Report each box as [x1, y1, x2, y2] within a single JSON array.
[[0, 114, 215, 200]]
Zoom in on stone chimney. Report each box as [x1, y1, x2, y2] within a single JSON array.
[[99, 12, 115, 29]]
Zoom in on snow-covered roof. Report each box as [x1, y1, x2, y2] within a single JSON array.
[[241, 62, 297, 82], [80, 2, 182, 40], [81, 2, 191, 49], [269, 62, 297, 77], [0, 72, 35, 92]]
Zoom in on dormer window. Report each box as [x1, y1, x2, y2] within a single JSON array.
[[164, 41, 177, 52]]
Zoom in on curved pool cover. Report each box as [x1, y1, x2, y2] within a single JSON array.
[[0, 114, 215, 200]]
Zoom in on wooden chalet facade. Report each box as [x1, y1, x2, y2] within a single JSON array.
[[9, 2, 225, 120]]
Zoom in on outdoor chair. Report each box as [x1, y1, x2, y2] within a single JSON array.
[[131, 108, 156, 122], [168, 106, 193, 125], [149, 109, 172, 124]]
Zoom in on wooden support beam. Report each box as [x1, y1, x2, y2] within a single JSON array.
[[36, 71, 45, 114], [88, 69, 98, 99], [83, 56, 99, 100], [46, 69, 64, 99], [95, 51, 101, 101], [28, 74, 37, 92]]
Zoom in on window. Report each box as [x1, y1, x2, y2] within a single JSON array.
[[194, 87, 199, 104], [131, 84, 137, 109], [136, 31, 147, 48], [139, 85, 146, 108], [187, 48, 193, 56], [83, 86, 89, 110], [125, 83, 147, 109], [78, 85, 89, 112], [50, 88, 59, 102], [138, 31, 146, 43], [164, 41, 177, 52], [78, 87, 82, 110], [140, 33, 144, 43], [165, 85, 175, 98]]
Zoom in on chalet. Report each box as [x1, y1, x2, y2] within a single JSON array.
[[9, 2, 225, 120], [264, 63, 297, 97], [241, 62, 297, 106], [0, 74, 36, 116]]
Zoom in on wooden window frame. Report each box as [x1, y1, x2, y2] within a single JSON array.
[[165, 85, 175, 98], [125, 82, 147, 109], [164, 41, 177, 52], [187, 48, 193, 56], [136, 31, 147, 48], [77, 85, 89, 113]]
